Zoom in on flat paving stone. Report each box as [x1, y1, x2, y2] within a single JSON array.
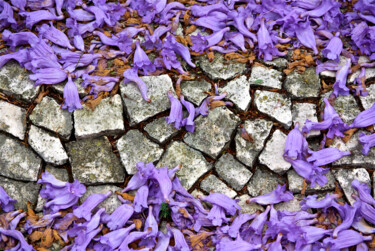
[[30, 96, 73, 140], [0, 133, 42, 181], [116, 130, 164, 175], [219, 75, 251, 112], [0, 176, 40, 211], [284, 68, 320, 98], [0, 100, 26, 140], [348, 56, 375, 83], [274, 194, 303, 212], [28, 125, 69, 165], [331, 131, 375, 168], [215, 153, 252, 191], [259, 130, 291, 174], [254, 90, 292, 128], [287, 169, 335, 194], [249, 65, 283, 89], [66, 137, 125, 184], [333, 168, 371, 205], [0, 61, 39, 103], [144, 117, 179, 144], [360, 84, 375, 110], [321, 92, 361, 124], [292, 103, 320, 138], [120, 74, 174, 125], [51, 78, 87, 97], [81, 185, 122, 214], [74, 94, 124, 139], [247, 167, 286, 197], [235, 119, 273, 167], [156, 141, 212, 190], [198, 53, 247, 80], [181, 79, 211, 106], [184, 107, 240, 158], [236, 194, 264, 214], [200, 175, 237, 198]]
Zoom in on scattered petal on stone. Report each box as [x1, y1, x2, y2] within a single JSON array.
[[80, 185, 122, 214], [249, 65, 283, 89], [180, 79, 211, 106], [287, 169, 335, 194], [348, 56, 375, 83], [0, 100, 26, 140], [247, 167, 286, 197], [200, 175, 237, 199], [292, 103, 320, 138], [236, 194, 264, 215], [359, 84, 375, 110], [218, 75, 251, 112]]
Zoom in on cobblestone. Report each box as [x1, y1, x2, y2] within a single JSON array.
[[0, 100, 26, 140]]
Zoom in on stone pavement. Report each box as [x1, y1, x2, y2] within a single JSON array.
[[1, 55, 375, 213]]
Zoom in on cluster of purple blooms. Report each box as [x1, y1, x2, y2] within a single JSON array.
[[2, 162, 375, 250]]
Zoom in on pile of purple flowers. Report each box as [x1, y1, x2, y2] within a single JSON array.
[[1, 162, 375, 250]]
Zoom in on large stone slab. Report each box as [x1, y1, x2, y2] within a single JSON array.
[[121, 74, 174, 125], [254, 90, 292, 128], [74, 94, 124, 139], [28, 125, 69, 165], [0, 134, 42, 181], [144, 117, 179, 144], [156, 141, 212, 190], [259, 130, 291, 174], [200, 175, 237, 198], [284, 68, 320, 98], [30, 96, 73, 140], [116, 130, 164, 175], [181, 79, 211, 106], [249, 65, 283, 89], [219, 75, 251, 112], [247, 167, 286, 197], [0, 100, 26, 140], [184, 107, 240, 158], [292, 103, 320, 138], [215, 153, 252, 191], [360, 84, 375, 110], [198, 53, 247, 80], [0, 61, 39, 103], [287, 169, 335, 194], [81, 185, 122, 214], [321, 92, 361, 124], [66, 137, 125, 184], [235, 119, 273, 167]]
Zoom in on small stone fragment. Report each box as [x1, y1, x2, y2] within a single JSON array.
[[215, 153, 252, 191], [292, 103, 320, 138], [74, 94, 124, 139], [247, 167, 286, 197], [81, 185, 122, 214], [254, 90, 292, 128], [287, 169, 335, 194], [274, 194, 303, 212], [263, 58, 288, 70], [144, 117, 179, 144], [45, 165, 70, 182], [348, 56, 375, 83], [321, 92, 361, 124], [219, 75, 251, 112], [200, 175, 237, 199], [259, 130, 291, 174], [181, 79, 211, 106], [359, 84, 375, 110], [0, 100, 26, 140], [236, 194, 264, 214], [284, 68, 321, 98], [249, 65, 283, 89]]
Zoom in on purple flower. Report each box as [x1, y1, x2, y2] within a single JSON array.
[[134, 185, 149, 213], [207, 204, 230, 226], [0, 186, 16, 212], [353, 67, 369, 97], [316, 60, 341, 74], [323, 229, 372, 249], [73, 191, 112, 221], [225, 32, 246, 52], [122, 162, 154, 192], [216, 234, 262, 251], [180, 95, 195, 132], [332, 202, 360, 237], [359, 201, 375, 225], [29, 68, 67, 86], [123, 68, 151, 102], [38, 22, 74, 49], [20, 10, 63, 29], [295, 20, 318, 54], [168, 226, 189, 251], [248, 205, 271, 234], [202, 193, 240, 216], [301, 193, 340, 212], [301, 0, 339, 17], [163, 34, 196, 68], [322, 33, 343, 61], [10, 0, 26, 10], [332, 58, 351, 96], [104, 203, 134, 230], [351, 103, 375, 129], [257, 18, 286, 61], [160, 48, 187, 74], [191, 27, 230, 53], [0, 229, 34, 251], [358, 132, 375, 155], [117, 229, 151, 250], [2, 30, 38, 50], [154, 231, 171, 251], [0, 49, 29, 69], [284, 122, 308, 160], [300, 226, 332, 245], [166, 90, 183, 129], [134, 41, 155, 75], [193, 16, 227, 32], [247, 184, 293, 205], [0, 1, 16, 29], [306, 148, 351, 166], [99, 224, 135, 250], [25, 212, 62, 233], [61, 76, 83, 113], [352, 180, 375, 207], [267, 233, 283, 251], [67, 8, 95, 22], [228, 213, 256, 238], [151, 166, 173, 203]]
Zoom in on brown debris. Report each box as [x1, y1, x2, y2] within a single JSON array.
[[115, 191, 135, 202], [185, 25, 197, 35]]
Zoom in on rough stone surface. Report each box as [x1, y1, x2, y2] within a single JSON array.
[[249, 66, 283, 89], [200, 175, 237, 198], [0, 176, 40, 211], [28, 125, 69, 165], [116, 130, 164, 175], [284, 68, 321, 98], [184, 107, 240, 158], [74, 94, 124, 139], [264, 58, 288, 69], [259, 130, 291, 174], [274, 195, 304, 212], [331, 131, 375, 167], [66, 137, 125, 184], [45, 166, 70, 182], [199, 53, 247, 80], [51, 78, 87, 97], [144, 117, 179, 144], [0, 133, 42, 181], [235, 119, 273, 167], [121, 74, 175, 125], [322, 92, 361, 124], [0, 61, 40, 103], [215, 153, 252, 191], [348, 56, 375, 83], [219, 75, 251, 112], [292, 103, 320, 138], [181, 79, 211, 106], [247, 167, 286, 197], [30, 96, 73, 140], [254, 90, 292, 128], [236, 194, 264, 214], [360, 84, 375, 110], [287, 169, 336, 194], [333, 168, 371, 205], [81, 185, 122, 214], [0, 100, 26, 140], [156, 141, 212, 190]]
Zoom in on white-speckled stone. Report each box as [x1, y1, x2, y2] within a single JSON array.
[[249, 66, 283, 89], [121, 74, 175, 125], [247, 167, 286, 196], [264, 58, 288, 69], [81, 185, 122, 214], [116, 130, 164, 175], [0, 100, 26, 140], [236, 194, 264, 214], [28, 125, 69, 165], [144, 117, 179, 144], [284, 68, 320, 98], [74, 94, 124, 139], [259, 130, 291, 174], [348, 56, 375, 83], [360, 84, 375, 110], [321, 92, 361, 124], [219, 75, 251, 112], [287, 169, 335, 194], [235, 119, 273, 167], [156, 141, 212, 190], [254, 90, 292, 128], [292, 103, 320, 138], [200, 175, 237, 198], [333, 168, 370, 205], [181, 79, 211, 106]]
